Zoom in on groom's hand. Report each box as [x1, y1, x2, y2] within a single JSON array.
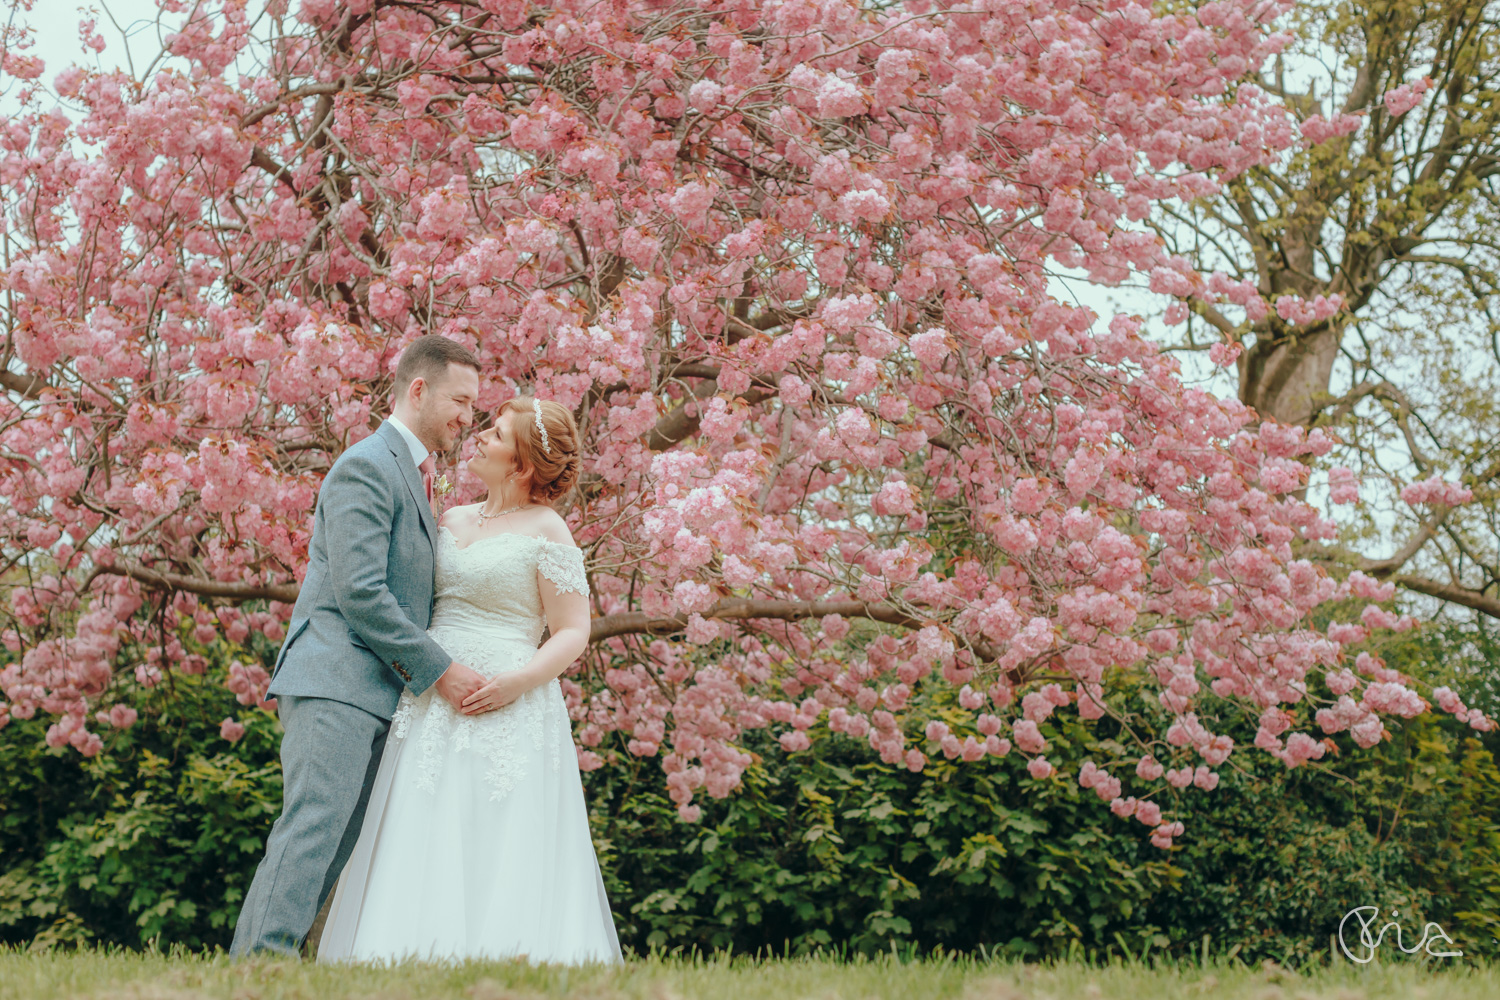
[[433, 662, 485, 710]]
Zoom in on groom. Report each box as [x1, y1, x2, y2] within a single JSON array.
[[231, 335, 489, 957]]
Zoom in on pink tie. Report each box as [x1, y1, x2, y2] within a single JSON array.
[[419, 455, 436, 503]]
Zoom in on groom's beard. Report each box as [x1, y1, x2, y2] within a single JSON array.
[[415, 413, 457, 455]]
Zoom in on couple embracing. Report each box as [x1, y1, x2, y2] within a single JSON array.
[[230, 336, 622, 965]]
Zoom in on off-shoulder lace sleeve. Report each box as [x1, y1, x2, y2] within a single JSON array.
[[537, 540, 589, 597]]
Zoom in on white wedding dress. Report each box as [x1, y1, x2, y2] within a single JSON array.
[[317, 527, 623, 965]]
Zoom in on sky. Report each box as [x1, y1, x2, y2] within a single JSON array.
[[13, 1, 168, 91]]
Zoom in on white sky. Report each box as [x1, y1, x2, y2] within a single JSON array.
[[8, 1, 166, 95]]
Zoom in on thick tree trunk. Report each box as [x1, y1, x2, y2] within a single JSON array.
[[1237, 321, 1345, 427]]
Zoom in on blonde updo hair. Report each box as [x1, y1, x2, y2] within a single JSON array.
[[500, 396, 581, 504]]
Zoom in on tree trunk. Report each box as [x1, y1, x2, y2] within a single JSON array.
[[1238, 321, 1345, 427]]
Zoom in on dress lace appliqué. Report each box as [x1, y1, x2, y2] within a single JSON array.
[[388, 529, 582, 802], [538, 541, 589, 596]]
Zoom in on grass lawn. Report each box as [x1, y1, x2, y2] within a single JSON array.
[[0, 951, 1494, 1000]]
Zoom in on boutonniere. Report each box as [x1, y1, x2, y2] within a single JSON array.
[[434, 473, 453, 498]]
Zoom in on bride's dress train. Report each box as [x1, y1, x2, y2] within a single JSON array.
[[318, 528, 622, 964]]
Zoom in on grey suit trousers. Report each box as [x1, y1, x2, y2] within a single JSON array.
[[230, 695, 388, 957]]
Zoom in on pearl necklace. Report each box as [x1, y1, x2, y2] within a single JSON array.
[[476, 501, 530, 525]]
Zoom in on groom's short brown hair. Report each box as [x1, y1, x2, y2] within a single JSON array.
[[394, 335, 480, 393]]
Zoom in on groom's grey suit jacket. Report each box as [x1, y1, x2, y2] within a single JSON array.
[[267, 420, 452, 720]]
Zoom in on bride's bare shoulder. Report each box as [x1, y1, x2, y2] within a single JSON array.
[[439, 503, 480, 531], [533, 507, 576, 547]]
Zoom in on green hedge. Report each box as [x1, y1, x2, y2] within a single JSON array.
[[587, 707, 1499, 964], [2, 626, 1497, 962], [0, 648, 284, 950]]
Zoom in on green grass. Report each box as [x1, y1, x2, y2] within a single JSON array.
[[0, 950, 1495, 1000]]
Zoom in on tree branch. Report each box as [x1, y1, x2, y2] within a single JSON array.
[[589, 597, 998, 660], [249, 146, 299, 195], [240, 81, 353, 130], [0, 369, 49, 399], [1391, 573, 1500, 620], [89, 561, 300, 603]]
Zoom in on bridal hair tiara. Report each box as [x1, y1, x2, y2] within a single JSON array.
[[532, 399, 551, 453]]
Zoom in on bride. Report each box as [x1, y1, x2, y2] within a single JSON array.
[[318, 396, 622, 964]]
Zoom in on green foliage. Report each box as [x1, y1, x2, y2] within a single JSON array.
[[585, 710, 1500, 964], [0, 623, 1496, 964], [585, 623, 1500, 964], [586, 726, 1179, 960], [0, 662, 280, 950]]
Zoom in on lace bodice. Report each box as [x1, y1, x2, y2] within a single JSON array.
[[429, 527, 589, 644], [389, 527, 589, 802]]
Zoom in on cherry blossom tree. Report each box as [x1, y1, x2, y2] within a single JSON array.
[[0, 0, 1490, 847]]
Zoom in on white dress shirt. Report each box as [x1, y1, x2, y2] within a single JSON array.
[[385, 414, 429, 471]]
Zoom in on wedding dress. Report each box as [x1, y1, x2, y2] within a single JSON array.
[[317, 527, 623, 964]]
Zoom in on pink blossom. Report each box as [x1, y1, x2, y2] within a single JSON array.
[[816, 74, 867, 118], [1027, 756, 1054, 779], [1274, 293, 1343, 325], [1400, 475, 1473, 507], [688, 80, 723, 112], [1078, 760, 1101, 789], [1346, 571, 1397, 602], [909, 328, 950, 367], [1326, 668, 1357, 696], [1433, 686, 1466, 715], [871, 480, 918, 516], [667, 181, 716, 230], [1348, 716, 1385, 749], [1382, 77, 1433, 117], [1076, 682, 1106, 720], [837, 189, 891, 223], [1283, 731, 1330, 764], [1150, 821, 1184, 849], [1208, 340, 1243, 367], [1301, 113, 1362, 144], [1012, 719, 1047, 753], [685, 614, 721, 645], [220, 717, 246, 743], [1328, 466, 1360, 505]]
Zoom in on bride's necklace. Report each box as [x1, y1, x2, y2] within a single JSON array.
[[476, 500, 531, 525]]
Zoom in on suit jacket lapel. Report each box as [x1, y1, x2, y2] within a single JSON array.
[[376, 421, 438, 542]]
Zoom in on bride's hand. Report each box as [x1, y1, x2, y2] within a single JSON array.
[[459, 670, 532, 715]]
